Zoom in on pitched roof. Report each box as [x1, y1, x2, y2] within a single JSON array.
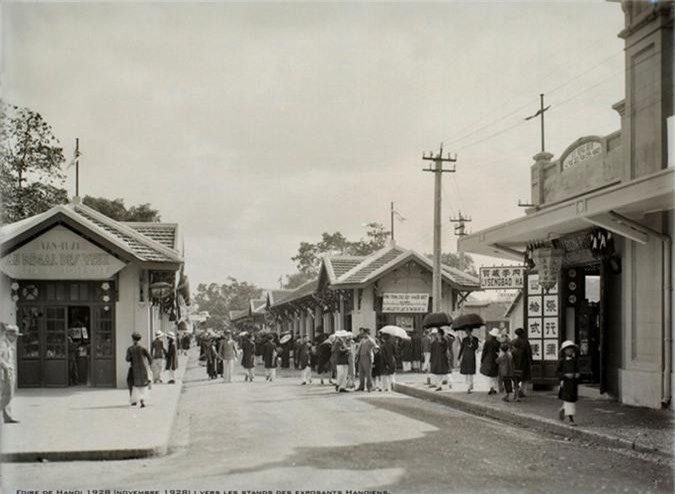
[[0, 201, 183, 265], [123, 222, 179, 251], [266, 289, 293, 307], [271, 279, 319, 307], [229, 309, 249, 322], [322, 255, 366, 283], [336, 245, 407, 285], [250, 298, 267, 314], [504, 291, 523, 318]]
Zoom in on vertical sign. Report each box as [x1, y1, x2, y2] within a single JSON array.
[[527, 273, 559, 361]]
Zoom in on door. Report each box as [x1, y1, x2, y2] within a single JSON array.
[[17, 306, 42, 387], [44, 306, 68, 386], [91, 305, 115, 387]]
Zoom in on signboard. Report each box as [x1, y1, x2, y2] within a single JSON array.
[[480, 266, 525, 290], [382, 293, 429, 313], [526, 274, 559, 361], [0, 225, 126, 280], [562, 140, 602, 170]]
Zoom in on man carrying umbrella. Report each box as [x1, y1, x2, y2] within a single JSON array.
[[430, 328, 452, 391], [355, 327, 377, 392]]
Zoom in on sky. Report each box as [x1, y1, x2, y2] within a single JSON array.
[[1, 1, 626, 290]]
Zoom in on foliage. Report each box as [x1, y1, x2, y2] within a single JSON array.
[[426, 251, 477, 275], [0, 101, 68, 223], [291, 222, 391, 276], [284, 271, 313, 289], [83, 196, 161, 222], [193, 277, 263, 329]]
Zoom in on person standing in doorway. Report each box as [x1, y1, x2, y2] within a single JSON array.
[[151, 332, 165, 384], [165, 332, 178, 384], [458, 328, 479, 393], [126, 332, 152, 408], [356, 327, 377, 392], [379, 333, 396, 392], [481, 328, 501, 395], [0, 324, 21, 423], [421, 329, 432, 373], [557, 340, 580, 425], [240, 332, 256, 382], [218, 330, 238, 383]]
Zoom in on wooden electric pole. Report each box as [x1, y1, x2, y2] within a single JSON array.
[[422, 144, 457, 312], [525, 93, 551, 153], [75, 138, 80, 197]]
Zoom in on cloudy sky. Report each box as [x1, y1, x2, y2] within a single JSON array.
[[2, 1, 626, 289]]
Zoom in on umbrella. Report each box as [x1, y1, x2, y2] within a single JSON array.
[[279, 334, 292, 344], [453, 313, 485, 330], [379, 325, 411, 340], [423, 312, 453, 329]]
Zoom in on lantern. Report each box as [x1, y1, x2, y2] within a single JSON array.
[[149, 281, 173, 299], [531, 247, 564, 292]]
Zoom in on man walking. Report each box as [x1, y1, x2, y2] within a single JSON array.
[[333, 334, 351, 392], [165, 332, 178, 384], [218, 330, 238, 383], [0, 323, 21, 423], [421, 329, 432, 373], [151, 331, 165, 384], [356, 327, 377, 392]]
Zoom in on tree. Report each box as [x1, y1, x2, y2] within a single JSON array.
[[284, 271, 313, 289], [83, 195, 161, 222], [193, 277, 263, 329], [426, 251, 477, 276], [290, 223, 391, 276], [0, 101, 69, 223]]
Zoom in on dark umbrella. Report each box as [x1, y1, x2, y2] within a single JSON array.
[[423, 312, 453, 329], [452, 313, 485, 330]]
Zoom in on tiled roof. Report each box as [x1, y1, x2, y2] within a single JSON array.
[[272, 279, 319, 307], [327, 256, 366, 279], [338, 246, 407, 284], [441, 265, 481, 289], [267, 289, 292, 306], [124, 223, 178, 250]]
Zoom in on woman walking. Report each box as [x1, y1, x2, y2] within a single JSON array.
[[512, 327, 534, 397], [218, 330, 238, 383], [126, 332, 152, 408], [150, 332, 165, 384], [298, 335, 313, 385], [458, 328, 479, 393], [430, 328, 451, 391], [263, 334, 279, 382], [165, 332, 178, 384], [481, 328, 501, 395], [379, 333, 396, 392], [557, 340, 580, 425], [240, 332, 256, 382]]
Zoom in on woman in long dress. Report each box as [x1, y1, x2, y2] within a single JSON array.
[[430, 329, 451, 391], [458, 328, 479, 393], [126, 332, 152, 408]]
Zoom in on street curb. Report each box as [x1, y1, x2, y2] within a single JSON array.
[[394, 382, 673, 461], [0, 355, 190, 464]]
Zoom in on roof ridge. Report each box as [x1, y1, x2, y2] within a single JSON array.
[[335, 244, 404, 283], [74, 203, 183, 262]]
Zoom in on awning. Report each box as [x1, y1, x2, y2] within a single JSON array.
[[459, 168, 674, 260]]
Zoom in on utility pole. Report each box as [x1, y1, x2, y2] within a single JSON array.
[[525, 93, 551, 153], [75, 138, 80, 197], [450, 211, 472, 237], [422, 144, 457, 312]]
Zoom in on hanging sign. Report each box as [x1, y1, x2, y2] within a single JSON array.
[[0, 225, 126, 280], [480, 266, 525, 290], [382, 293, 429, 313]]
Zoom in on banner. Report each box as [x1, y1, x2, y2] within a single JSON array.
[[382, 293, 429, 313]]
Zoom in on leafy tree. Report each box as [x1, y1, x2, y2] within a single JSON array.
[[426, 251, 477, 275], [193, 277, 263, 329], [284, 271, 313, 289], [291, 223, 391, 276], [0, 101, 68, 223], [83, 195, 161, 222]]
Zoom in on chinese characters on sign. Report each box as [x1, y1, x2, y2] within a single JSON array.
[[480, 266, 525, 290], [382, 293, 429, 313], [526, 274, 559, 361]]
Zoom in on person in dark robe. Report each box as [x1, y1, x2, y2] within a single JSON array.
[[379, 333, 396, 392], [430, 328, 451, 391], [458, 328, 479, 393], [298, 335, 312, 384], [481, 328, 501, 394], [125, 332, 152, 408], [68, 336, 80, 386], [372, 340, 383, 391], [316, 335, 334, 385], [293, 334, 302, 369], [240, 332, 256, 382], [181, 332, 191, 356], [421, 330, 432, 373], [400, 337, 413, 372], [557, 340, 580, 425], [263, 334, 279, 382], [411, 331, 422, 372], [205, 333, 218, 379], [512, 327, 534, 397], [150, 332, 165, 384], [165, 332, 178, 384]]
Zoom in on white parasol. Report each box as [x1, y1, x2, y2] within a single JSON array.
[[279, 334, 292, 344], [378, 325, 411, 340], [334, 330, 353, 338]]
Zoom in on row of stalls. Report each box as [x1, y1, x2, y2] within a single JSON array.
[[459, 0, 674, 409], [0, 198, 190, 389]]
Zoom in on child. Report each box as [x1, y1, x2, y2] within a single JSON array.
[[557, 340, 580, 425], [496, 343, 515, 402]]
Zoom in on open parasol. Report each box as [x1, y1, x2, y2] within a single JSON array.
[[423, 312, 453, 329], [378, 325, 411, 340], [334, 330, 353, 338], [279, 334, 292, 344], [452, 313, 485, 331]]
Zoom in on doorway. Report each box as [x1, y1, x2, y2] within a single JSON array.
[[67, 306, 91, 386]]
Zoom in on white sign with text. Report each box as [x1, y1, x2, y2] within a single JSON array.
[[382, 293, 429, 313]]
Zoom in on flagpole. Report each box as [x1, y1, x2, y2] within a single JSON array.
[[75, 137, 80, 197], [540, 94, 545, 153], [390, 201, 395, 242]]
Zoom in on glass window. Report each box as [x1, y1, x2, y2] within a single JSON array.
[[19, 307, 40, 359]]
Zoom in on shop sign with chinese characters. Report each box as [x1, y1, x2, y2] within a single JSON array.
[[480, 266, 525, 290], [382, 293, 429, 313], [526, 274, 559, 361]]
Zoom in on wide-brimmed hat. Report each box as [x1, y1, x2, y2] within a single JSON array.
[[166, 331, 176, 339], [359, 327, 371, 334], [560, 340, 578, 352], [430, 328, 438, 335], [489, 328, 501, 338], [154, 331, 164, 338]]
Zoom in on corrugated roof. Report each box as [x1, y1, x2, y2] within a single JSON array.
[[124, 223, 178, 250]]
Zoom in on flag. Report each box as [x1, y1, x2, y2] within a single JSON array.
[[393, 210, 406, 222], [66, 148, 81, 169]]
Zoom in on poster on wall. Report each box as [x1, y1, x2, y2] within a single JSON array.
[[395, 316, 414, 331], [382, 293, 429, 313]]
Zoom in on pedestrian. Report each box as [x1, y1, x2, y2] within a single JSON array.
[[165, 331, 178, 384], [421, 329, 432, 373], [205, 332, 219, 379], [125, 332, 152, 408], [496, 343, 516, 402], [181, 331, 191, 356], [298, 335, 312, 385], [151, 331, 165, 384], [333, 335, 351, 392], [497, 328, 511, 393], [411, 330, 422, 372], [557, 340, 580, 425], [480, 328, 501, 395], [379, 332, 396, 392], [240, 332, 256, 382], [356, 327, 377, 392], [372, 340, 383, 391], [512, 327, 533, 397], [263, 334, 279, 382], [458, 328, 479, 393], [0, 323, 21, 423], [400, 336, 413, 372], [430, 328, 452, 391], [218, 330, 238, 383], [316, 334, 334, 385], [67, 335, 80, 386]]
